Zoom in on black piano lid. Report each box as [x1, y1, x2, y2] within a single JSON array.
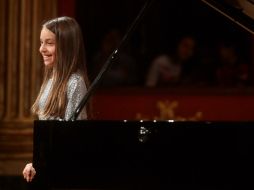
[[72, 0, 254, 120], [202, 0, 254, 34]]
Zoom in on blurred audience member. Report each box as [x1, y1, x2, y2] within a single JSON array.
[[92, 28, 137, 86], [184, 46, 218, 86], [215, 41, 250, 87], [145, 35, 197, 87]]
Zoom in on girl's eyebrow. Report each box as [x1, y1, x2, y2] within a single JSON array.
[[40, 38, 55, 42]]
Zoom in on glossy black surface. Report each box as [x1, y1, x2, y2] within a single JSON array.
[[202, 0, 254, 34], [33, 120, 254, 189]]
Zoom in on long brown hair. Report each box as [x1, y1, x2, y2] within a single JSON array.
[[32, 16, 90, 119]]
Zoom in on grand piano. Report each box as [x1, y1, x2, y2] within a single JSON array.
[[32, 0, 254, 189]]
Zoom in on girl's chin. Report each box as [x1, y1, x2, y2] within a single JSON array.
[[44, 62, 54, 67]]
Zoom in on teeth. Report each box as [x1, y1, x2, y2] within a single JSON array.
[[43, 55, 51, 60]]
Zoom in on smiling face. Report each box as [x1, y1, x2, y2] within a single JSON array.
[[39, 26, 56, 67]]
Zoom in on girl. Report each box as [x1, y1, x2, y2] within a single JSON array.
[[23, 16, 89, 182]]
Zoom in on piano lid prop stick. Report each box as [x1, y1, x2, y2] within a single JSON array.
[[69, 0, 154, 121]]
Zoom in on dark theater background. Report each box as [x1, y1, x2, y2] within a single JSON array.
[[1, 0, 254, 189]]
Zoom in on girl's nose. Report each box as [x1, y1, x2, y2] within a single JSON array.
[[39, 43, 46, 53]]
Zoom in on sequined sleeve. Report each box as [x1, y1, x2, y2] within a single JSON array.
[[65, 73, 87, 120]]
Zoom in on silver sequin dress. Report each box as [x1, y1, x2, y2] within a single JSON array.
[[38, 73, 87, 120]]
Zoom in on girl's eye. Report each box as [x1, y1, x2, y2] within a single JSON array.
[[40, 40, 55, 46]]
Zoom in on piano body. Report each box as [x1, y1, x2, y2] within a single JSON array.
[[32, 0, 254, 189], [33, 121, 254, 189]]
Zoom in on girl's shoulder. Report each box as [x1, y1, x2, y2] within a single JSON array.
[[68, 72, 85, 86], [67, 72, 86, 96]]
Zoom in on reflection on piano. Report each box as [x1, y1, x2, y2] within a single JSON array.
[[32, 0, 254, 189]]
